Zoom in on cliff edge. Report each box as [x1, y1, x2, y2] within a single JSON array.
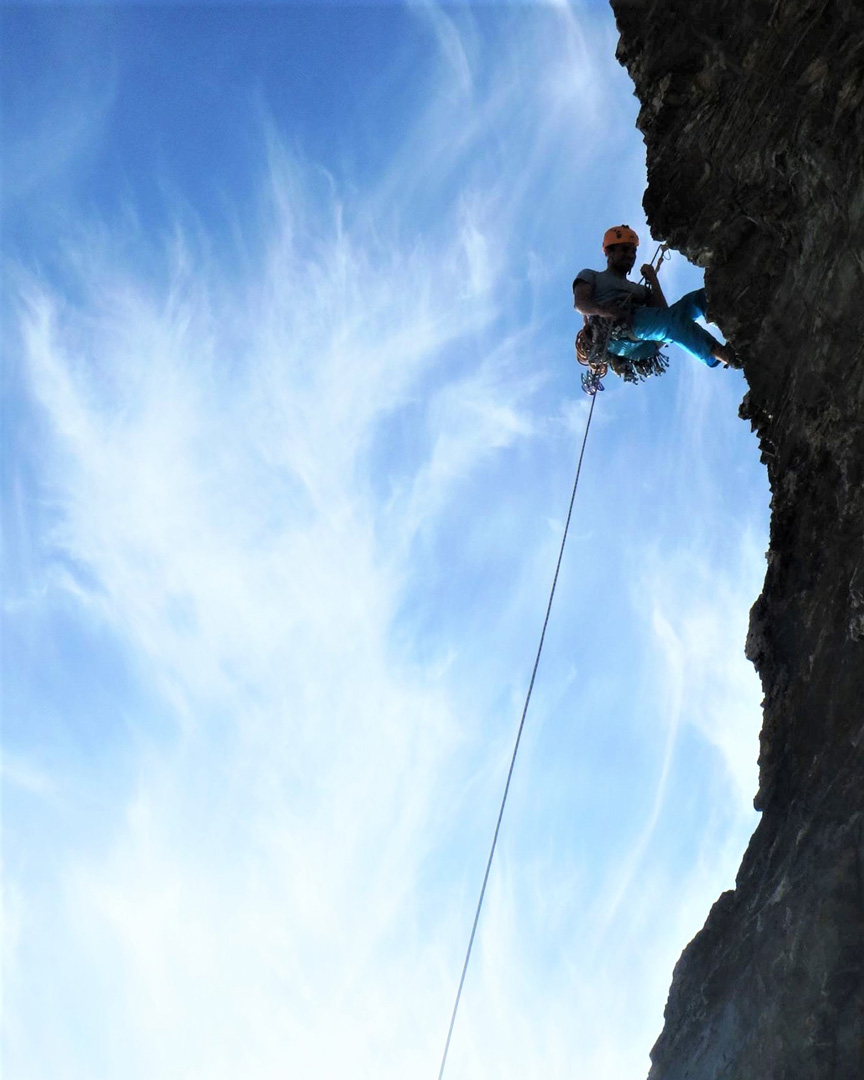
[[608, 1, 864, 1076]]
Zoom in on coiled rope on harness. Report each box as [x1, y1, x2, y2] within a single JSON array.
[[436, 390, 599, 1080]]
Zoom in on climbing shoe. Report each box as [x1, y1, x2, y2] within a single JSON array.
[[713, 342, 742, 369]]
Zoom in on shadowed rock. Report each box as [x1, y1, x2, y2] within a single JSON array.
[[608, 1, 864, 1076]]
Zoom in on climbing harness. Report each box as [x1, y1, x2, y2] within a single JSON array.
[[576, 243, 672, 395], [436, 390, 599, 1080]]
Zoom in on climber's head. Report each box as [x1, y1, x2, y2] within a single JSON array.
[[603, 225, 639, 275], [603, 225, 639, 253]]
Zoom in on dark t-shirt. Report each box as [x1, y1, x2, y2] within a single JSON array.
[[573, 268, 650, 307]]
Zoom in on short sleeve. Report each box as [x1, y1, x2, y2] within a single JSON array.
[[573, 269, 596, 291]]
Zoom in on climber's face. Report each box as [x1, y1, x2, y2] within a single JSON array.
[[605, 242, 637, 275]]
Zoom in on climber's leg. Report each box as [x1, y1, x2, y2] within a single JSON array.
[[630, 290, 723, 367], [669, 288, 707, 322]]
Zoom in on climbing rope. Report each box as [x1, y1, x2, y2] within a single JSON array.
[[436, 389, 599, 1080]]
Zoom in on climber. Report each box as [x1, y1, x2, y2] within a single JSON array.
[[573, 225, 740, 370]]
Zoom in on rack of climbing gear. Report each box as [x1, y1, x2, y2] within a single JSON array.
[[576, 315, 610, 396], [574, 318, 609, 369]]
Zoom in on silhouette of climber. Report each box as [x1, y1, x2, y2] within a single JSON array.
[[573, 225, 739, 369]]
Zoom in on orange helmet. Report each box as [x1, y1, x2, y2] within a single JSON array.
[[602, 225, 639, 252]]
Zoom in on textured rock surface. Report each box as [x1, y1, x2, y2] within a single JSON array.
[[609, 1, 864, 1076]]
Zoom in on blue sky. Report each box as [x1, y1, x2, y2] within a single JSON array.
[[2, 4, 769, 1078]]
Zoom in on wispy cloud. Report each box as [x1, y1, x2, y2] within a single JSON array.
[[643, 530, 765, 804], [6, 77, 556, 1080], [2, 8, 117, 206]]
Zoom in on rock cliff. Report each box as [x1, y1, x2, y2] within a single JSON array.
[[608, 1, 864, 1076]]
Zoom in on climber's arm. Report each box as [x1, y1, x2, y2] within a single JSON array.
[[641, 265, 668, 308], [573, 280, 630, 321]]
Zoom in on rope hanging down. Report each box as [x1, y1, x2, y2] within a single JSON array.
[[436, 390, 599, 1080]]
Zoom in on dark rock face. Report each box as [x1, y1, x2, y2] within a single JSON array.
[[608, 1, 864, 1076]]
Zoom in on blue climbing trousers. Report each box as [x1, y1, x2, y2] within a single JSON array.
[[609, 288, 721, 367]]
